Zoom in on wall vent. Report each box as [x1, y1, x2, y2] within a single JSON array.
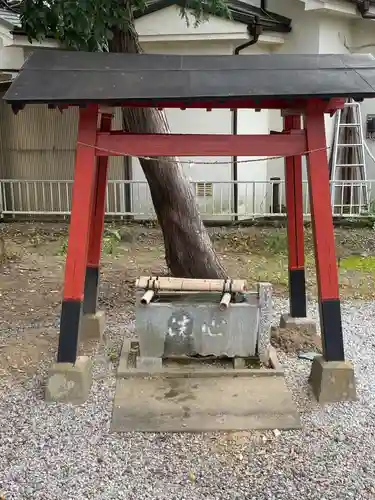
[[196, 182, 213, 197]]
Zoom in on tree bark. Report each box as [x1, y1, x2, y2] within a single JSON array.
[[109, 24, 226, 279]]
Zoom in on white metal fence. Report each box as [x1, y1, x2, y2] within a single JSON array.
[[0, 179, 374, 220]]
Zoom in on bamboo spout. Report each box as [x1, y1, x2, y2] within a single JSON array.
[[135, 276, 247, 293], [219, 292, 232, 311], [140, 289, 155, 305]]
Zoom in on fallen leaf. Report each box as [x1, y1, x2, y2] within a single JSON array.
[[188, 471, 196, 483]]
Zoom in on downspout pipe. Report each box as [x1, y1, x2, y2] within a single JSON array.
[[232, 20, 262, 221]]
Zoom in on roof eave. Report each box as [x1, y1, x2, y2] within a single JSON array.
[[133, 0, 292, 34], [6, 0, 292, 38]]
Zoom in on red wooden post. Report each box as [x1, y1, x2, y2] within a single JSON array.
[[284, 115, 307, 318], [83, 110, 112, 315], [305, 107, 345, 361], [57, 105, 99, 364]]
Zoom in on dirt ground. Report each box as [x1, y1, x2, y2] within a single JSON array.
[[1, 221, 375, 387]]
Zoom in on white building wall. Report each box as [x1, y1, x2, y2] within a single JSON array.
[[133, 6, 277, 218], [132, 39, 233, 219], [268, 0, 321, 54], [0, 43, 24, 69], [234, 43, 271, 218], [317, 14, 353, 170], [351, 19, 375, 179], [267, 0, 375, 189], [267, 0, 322, 184]]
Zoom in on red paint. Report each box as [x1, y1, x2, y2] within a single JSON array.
[[284, 115, 305, 271], [87, 113, 112, 268], [96, 131, 307, 157], [305, 110, 339, 301], [327, 98, 346, 116], [63, 105, 99, 301]]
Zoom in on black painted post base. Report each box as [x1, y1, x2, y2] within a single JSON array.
[[319, 298, 345, 362], [288, 268, 307, 318], [57, 299, 82, 363], [83, 266, 99, 315], [82, 266, 106, 341]]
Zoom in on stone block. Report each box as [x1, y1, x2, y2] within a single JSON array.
[[136, 356, 163, 371], [279, 313, 317, 335], [233, 357, 247, 369], [309, 355, 357, 404], [136, 290, 260, 358], [80, 311, 106, 341], [45, 356, 93, 405]]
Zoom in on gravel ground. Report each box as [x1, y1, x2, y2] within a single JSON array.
[[1, 300, 375, 500]]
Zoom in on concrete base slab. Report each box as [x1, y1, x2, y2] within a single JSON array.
[[80, 311, 106, 341], [309, 356, 357, 404], [136, 356, 163, 371], [279, 313, 317, 335], [112, 374, 300, 432], [112, 340, 300, 432], [45, 356, 93, 405]]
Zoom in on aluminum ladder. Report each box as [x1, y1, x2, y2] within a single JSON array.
[[330, 100, 369, 215]]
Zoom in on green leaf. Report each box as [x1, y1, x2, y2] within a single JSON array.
[[20, 0, 231, 51]]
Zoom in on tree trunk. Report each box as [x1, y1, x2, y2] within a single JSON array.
[[109, 24, 226, 279]]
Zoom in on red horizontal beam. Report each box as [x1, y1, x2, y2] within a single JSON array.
[[95, 131, 307, 157]]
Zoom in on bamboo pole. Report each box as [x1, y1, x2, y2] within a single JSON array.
[[219, 292, 232, 311], [140, 289, 154, 305], [135, 276, 247, 293]]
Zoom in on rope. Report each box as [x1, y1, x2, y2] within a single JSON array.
[[76, 140, 332, 166]]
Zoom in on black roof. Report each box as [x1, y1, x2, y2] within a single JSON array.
[[4, 50, 375, 107]]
